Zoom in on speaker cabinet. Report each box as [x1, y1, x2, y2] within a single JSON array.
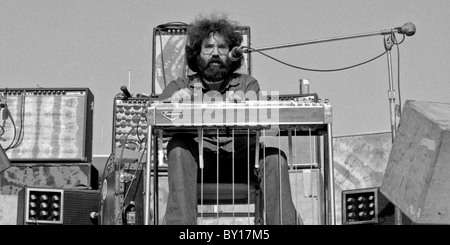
[[112, 97, 149, 156], [0, 88, 94, 163], [342, 187, 413, 225], [100, 157, 145, 225], [17, 186, 100, 225], [99, 156, 169, 225], [381, 100, 450, 224], [151, 24, 251, 96]]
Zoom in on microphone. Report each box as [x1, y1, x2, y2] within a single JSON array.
[[120, 86, 132, 99], [396, 22, 416, 36], [228, 46, 245, 61]]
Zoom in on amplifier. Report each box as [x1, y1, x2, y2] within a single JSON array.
[[99, 156, 168, 225], [100, 157, 145, 225], [112, 96, 149, 155], [267, 93, 318, 102], [0, 88, 94, 163], [151, 23, 251, 96], [17, 186, 100, 225], [342, 187, 414, 225]]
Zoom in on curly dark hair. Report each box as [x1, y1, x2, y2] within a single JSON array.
[[185, 14, 243, 73]]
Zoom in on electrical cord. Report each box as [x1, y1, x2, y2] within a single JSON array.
[[9, 92, 25, 149], [253, 48, 387, 72], [114, 108, 148, 224], [120, 150, 146, 225], [4, 104, 17, 150], [253, 33, 405, 116], [115, 147, 146, 225], [391, 33, 404, 114], [3, 91, 26, 150], [396, 43, 402, 114], [120, 113, 148, 224], [101, 152, 114, 183]]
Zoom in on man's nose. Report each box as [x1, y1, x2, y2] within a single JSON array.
[[211, 46, 220, 56]]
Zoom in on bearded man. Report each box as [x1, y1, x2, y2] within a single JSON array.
[[158, 14, 300, 225]]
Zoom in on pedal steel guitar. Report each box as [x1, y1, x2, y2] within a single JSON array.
[[144, 99, 336, 225]]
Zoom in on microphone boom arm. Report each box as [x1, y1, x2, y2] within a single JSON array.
[[246, 23, 414, 53]]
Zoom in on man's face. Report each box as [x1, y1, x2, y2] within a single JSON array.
[[198, 33, 231, 82]]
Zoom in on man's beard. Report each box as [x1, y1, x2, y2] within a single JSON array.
[[198, 57, 231, 82]]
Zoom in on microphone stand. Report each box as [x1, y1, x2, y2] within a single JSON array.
[[384, 34, 403, 225], [244, 24, 413, 225]]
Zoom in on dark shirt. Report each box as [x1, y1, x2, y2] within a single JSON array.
[[158, 73, 260, 101], [159, 73, 261, 152]]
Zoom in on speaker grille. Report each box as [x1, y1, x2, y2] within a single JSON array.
[[112, 97, 149, 154], [342, 187, 414, 225], [0, 88, 94, 162], [63, 189, 100, 225], [18, 187, 100, 225]]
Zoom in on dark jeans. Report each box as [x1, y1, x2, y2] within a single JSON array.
[[165, 134, 299, 225]]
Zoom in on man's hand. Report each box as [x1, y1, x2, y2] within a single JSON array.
[[225, 91, 244, 103], [170, 88, 192, 103]]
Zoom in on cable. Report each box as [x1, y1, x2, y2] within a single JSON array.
[[252, 34, 406, 111], [0, 89, 16, 150], [396, 44, 402, 114], [4, 104, 17, 150], [122, 134, 147, 204], [253, 49, 388, 72], [4, 91, 26, 150], [134, 106, 148, 149], [117, 143, 146, 225], [115, 113, 148, 224], [120, 154, 145, 225], [392, 33, 403, 114], [101, 152, 114, 183], [392, 33, 406, 45], [9, 92, 25, 149]]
